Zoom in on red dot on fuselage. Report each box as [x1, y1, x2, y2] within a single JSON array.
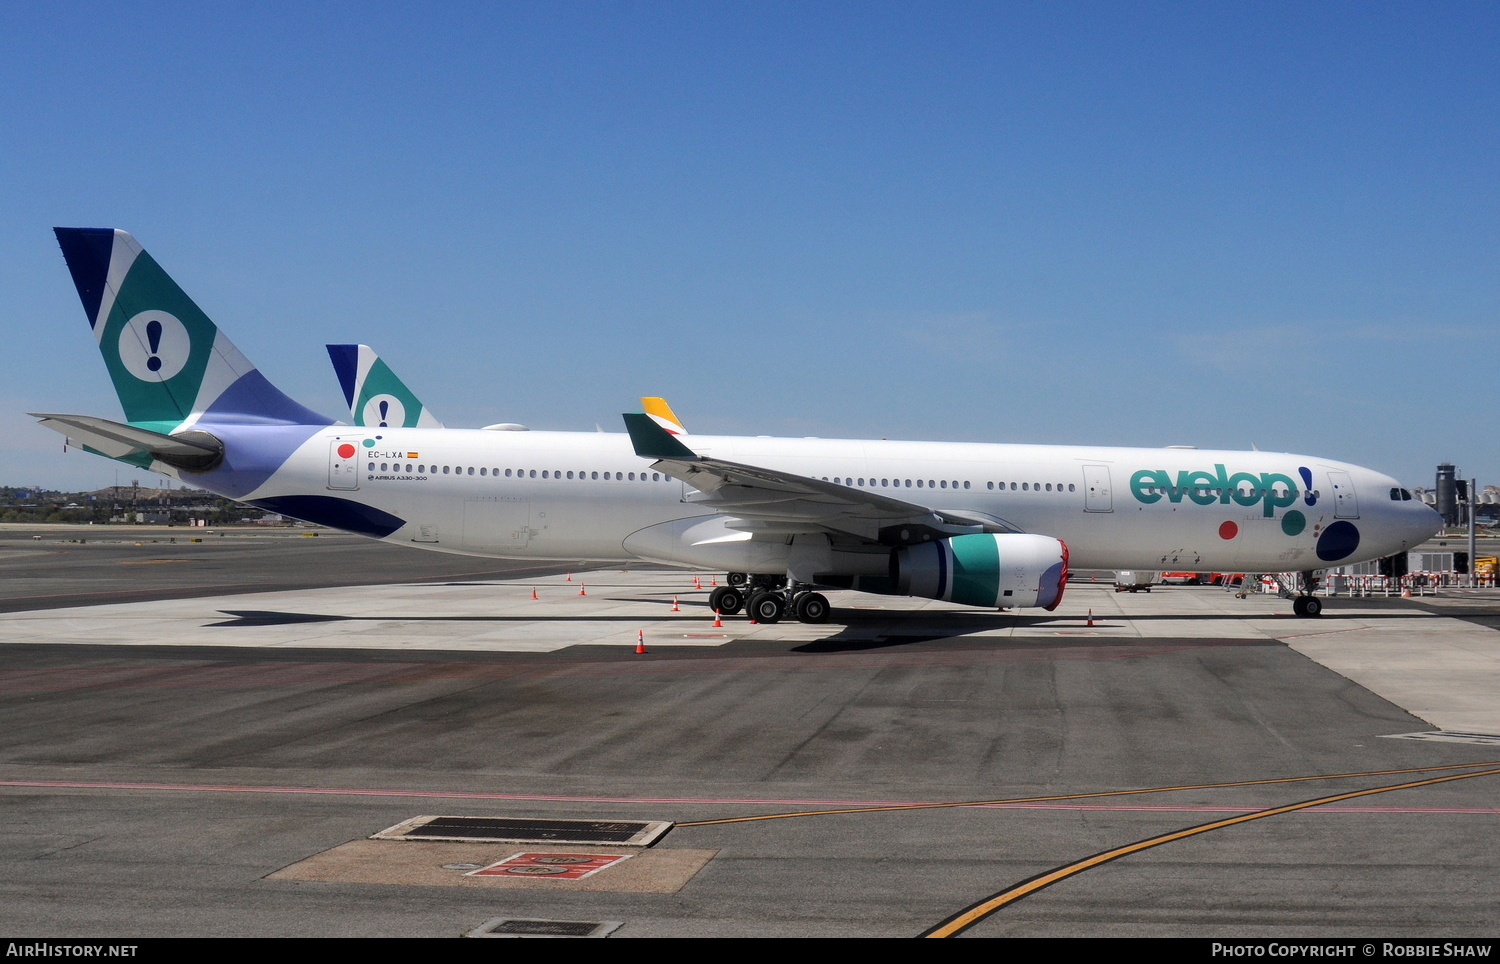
[[1219, 521, 1238, 540], [338, 443, 356, 459]]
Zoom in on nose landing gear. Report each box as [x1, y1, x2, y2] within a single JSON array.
[[1292, 571, 1323, 618]]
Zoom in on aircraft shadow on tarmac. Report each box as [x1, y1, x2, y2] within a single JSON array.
[[207, 604, 1442, 633]]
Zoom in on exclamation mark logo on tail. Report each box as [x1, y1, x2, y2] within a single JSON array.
[[362, 395, 405, 428], [119, 310, 191, 383], [146, 320, 163, 371]]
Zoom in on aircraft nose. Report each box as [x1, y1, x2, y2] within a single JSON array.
[[1406, 503, 1442, 547]]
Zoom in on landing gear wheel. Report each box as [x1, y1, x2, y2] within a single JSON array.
[[746, 591, 784, 624], [1292, 596, 1322, 618], [727, 572, 749, 588], [709, 586, 744, 616], [794, 592, 830, 624]]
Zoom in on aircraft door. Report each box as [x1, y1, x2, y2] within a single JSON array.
[[328, 440, 360, 490], [1328, 471, 1359, 519], [1082, 465, 1112, 512]]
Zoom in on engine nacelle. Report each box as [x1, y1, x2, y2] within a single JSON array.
[[892, 533, 1068, 611]]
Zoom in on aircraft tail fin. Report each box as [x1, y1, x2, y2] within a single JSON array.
[[53, 228, 327, 428], [327, 344, 444, 428], [642, 396, 689, 435]]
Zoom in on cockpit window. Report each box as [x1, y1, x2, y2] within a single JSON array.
[[1390, 487, 1414, 501]]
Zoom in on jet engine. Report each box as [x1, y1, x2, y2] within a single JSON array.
[[892, 533, 1068, 610]]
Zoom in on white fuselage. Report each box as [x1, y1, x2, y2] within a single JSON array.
[[223, 425, 1439, 575]]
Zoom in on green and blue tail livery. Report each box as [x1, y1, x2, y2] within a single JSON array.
[[327, 344, 444, 428], [47, 228, 330, 497], [53, 228, 328, 430]]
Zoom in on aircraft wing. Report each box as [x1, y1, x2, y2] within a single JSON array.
[[622, 413, 1019, 546]]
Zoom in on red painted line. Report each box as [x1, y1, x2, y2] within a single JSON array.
[[0, 779, 943, 807], [0, 779, 1495, 815]]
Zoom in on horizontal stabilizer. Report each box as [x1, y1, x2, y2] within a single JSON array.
[[32, 413, 224, 472]]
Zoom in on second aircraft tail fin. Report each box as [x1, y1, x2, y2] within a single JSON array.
[[641, 396, 689, 435], [327, 344, 444, 428]]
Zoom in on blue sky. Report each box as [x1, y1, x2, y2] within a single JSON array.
[[3, 2, 1496, 491]]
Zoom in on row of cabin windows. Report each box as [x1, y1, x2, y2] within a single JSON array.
[[1138, 485, 1311, 499], [820, 477, 974, 489], [369, 463, 665, 482], [988, 481, 1077, 492], [817, 477, 1078, 494], [367, 464, 1086, 494]]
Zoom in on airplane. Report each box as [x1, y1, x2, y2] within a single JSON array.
[[35, 228, 1442, 623]]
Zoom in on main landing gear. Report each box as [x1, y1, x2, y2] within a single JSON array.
[[709, 573, 831, 625]]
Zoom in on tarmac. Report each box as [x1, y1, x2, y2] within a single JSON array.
[[1, 525, 1498, 937]]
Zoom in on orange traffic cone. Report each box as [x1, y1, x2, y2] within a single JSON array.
[[531, 587, 538, 600], [1087, 609, 1094, 626], [672, 596, 680, 611], [711, 575, 718, 586], [578, 583, 587, 596], [693, 574, 701, 588], [636, 630, 647, 654], [566, 573, 572, 581], [713, 610, 722, 628]]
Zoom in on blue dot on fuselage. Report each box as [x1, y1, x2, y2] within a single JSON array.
[[1316, 521, 1360, 561]]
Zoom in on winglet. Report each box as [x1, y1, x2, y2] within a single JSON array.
[[623, 412, 698, 460]]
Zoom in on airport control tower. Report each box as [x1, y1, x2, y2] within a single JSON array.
[[1436, 463, 1459, 527]]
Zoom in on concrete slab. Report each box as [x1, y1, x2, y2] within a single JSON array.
[[3, 570, 1497, 736]]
